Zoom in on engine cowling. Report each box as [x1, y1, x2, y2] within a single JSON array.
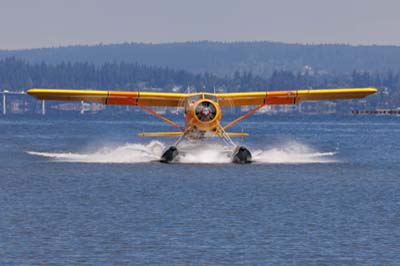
[[195, 100, 217, 122], [187, 99, 221, 131]]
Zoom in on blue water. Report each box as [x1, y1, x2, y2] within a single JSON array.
[[1, 114, 400, 265]]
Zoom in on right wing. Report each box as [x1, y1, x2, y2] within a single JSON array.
[[27, 88, 188, 107]]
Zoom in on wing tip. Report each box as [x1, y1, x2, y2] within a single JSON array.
[[366, 87, 378, 94], [26, 88, 43, 97], [26, 88, 37, 95]]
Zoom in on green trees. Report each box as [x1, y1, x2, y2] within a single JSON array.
[[0, 57, 399, 108], [2, 42, 400, 76]]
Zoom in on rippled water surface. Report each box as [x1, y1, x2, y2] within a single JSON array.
[[1, 114, 400, 265]]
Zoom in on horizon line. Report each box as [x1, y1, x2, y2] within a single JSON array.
[[1, 40, 400, 52]]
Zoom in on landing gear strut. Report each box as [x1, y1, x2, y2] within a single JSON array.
[[218, 125, 252, 164], [160, 133, 185, 163]]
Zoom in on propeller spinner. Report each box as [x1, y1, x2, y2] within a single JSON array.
[[195, 101, 217, 122]]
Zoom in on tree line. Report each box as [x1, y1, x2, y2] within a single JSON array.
[[3, 42, 400, 76], [1, 57, 399, 108]]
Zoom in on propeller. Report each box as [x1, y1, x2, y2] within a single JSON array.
[[195, 101, 217, 122]]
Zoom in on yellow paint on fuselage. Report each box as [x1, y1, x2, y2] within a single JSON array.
[[185, 98, 222, 132]]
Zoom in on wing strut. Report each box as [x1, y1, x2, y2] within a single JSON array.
[[138, 104, 184, 132], [223, 104, 265, 130]]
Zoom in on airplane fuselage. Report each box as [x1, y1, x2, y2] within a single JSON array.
[[184, 95, 222, 139]]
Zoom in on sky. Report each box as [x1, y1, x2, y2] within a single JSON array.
[[1, 0, 399, 50]]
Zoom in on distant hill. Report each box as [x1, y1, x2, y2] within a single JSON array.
[[1, 41, 400, 76]]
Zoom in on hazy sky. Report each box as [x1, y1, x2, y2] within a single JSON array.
[[1, 0, 399, 49]]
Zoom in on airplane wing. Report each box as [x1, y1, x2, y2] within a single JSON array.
[[216, 87, 377, 106], [28, 87, 377, 107], [27, 88, 188, 107]]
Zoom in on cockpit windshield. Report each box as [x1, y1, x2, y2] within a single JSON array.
[[203, 94, 218, 102]]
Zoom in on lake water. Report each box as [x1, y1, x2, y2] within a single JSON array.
[[1, 114, 399, 265]]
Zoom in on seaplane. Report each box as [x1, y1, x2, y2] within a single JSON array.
[[27, 87, 377, 163]]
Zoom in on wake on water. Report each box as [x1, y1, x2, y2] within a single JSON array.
[[26, 140, 338, 164]]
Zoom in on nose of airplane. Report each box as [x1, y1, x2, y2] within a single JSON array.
[[202, 107, 210, 115]]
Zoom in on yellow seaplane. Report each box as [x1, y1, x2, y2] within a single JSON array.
[[27, 87, 377, 163]]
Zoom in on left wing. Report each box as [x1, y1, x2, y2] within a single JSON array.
[[216, 87, 377, 106], [27, 88, 188, 107]]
